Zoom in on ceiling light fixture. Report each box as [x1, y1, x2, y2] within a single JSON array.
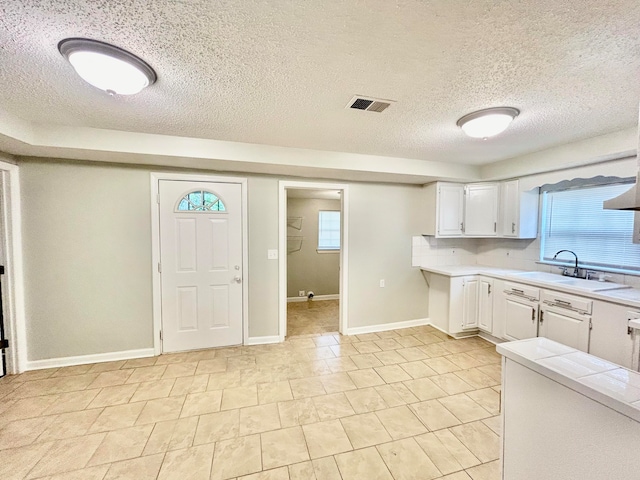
[[58, 38, 157, 95], [456, 107, 520, 139]]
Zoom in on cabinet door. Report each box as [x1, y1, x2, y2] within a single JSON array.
[[504, 297, 538, 341], [590, 301, 637, 369], [501, 180, 519, 237], [478, 278, 494, 333], [464, 183, 499, 236], [462, 277, 479, 329], [539, 307, 590, 352], [438, 184, 464, 236]]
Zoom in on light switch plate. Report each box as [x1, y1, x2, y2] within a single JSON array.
[[267, 249, 278, 260]]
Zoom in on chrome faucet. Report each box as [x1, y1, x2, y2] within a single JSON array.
[[553, 250, 580, 277]]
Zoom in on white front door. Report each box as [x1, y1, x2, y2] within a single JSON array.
[[159, 180, 243, 353]]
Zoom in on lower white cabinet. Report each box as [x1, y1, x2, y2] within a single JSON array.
[[427, 273, 497, 337], [504, 296, 538, 341], [462, 277, 479, 329], [539, 306, 590, 352], [590, 301, 639, 369], [427, 271, 640, 366], [501, 282, 540, 341], [538, 290, 592, 353], [478, 277, 494, 333]]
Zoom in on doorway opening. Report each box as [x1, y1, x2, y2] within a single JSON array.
[[278, 182, 349, 340], [0, 160, 25, 375]]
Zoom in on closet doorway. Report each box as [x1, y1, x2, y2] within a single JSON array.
[[278, 182, 349, 340]]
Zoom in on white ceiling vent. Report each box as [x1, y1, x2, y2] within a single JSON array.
[[346, 96, 395, 113]]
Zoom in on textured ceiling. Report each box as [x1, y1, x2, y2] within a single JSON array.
[[1, 0, 640, 165]]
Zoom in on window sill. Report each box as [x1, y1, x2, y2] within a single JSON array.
[[317, 249, 340, 254]]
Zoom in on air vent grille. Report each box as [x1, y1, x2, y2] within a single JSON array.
[[350, 98, 373, 110], [346, 96, 395, 113]]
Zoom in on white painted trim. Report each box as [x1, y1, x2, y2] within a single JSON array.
[[345, 318, 430, 336], [278, 181, 349, 342], [0, 161, 26, 374], [245, 336, 281, 346], [26, 348, 155, 371], [150, 173, 249, 355], [287, 294, 339, 303]]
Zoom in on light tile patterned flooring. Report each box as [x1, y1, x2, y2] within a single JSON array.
[[0, 325, 502, 480], [287, 300, 339, 337]]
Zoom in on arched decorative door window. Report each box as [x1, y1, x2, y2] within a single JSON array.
[[176, 190, 227, 212]]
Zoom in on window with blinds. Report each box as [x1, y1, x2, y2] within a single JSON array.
[[318, 210, 341, 251], [540, 183, 640, 271]]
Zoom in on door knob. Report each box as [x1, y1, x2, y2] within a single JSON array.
[[233, 276, 242, 284]]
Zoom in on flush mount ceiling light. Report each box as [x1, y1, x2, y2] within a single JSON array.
[[456, 107, 520, 139], [58, 38, 156, 95]]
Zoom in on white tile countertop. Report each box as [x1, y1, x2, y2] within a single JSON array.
[[497, 337, 640, 423], [419, 264, 640, 308]]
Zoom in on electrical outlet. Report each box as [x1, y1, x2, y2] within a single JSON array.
[[298, 290, 305, 297], [379, 279, 385, 288], [267, 249, 278, 260]]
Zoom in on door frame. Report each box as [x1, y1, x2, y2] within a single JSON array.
[[0, 160, 26, 374], [150, 172, 249, 355], [278, 181, 349, 341]]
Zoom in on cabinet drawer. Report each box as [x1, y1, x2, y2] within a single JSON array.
[[541, 290, 592, 315], [504, 282, 540, 301]]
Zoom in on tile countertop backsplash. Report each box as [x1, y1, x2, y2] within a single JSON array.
[[411, 235, 640, 289]]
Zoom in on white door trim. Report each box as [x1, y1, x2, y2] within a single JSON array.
[[278, 181, 349, 341], [150, 172, 249, 355], [0, 160, 26, 374]]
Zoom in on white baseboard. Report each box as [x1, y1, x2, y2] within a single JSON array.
[[287, 294, 339, 303], [26, 348, 156, 371], [345, 317, 430, 336], [245, 335, 281, 346]]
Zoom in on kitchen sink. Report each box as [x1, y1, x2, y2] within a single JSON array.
[[508, 271, 631, 292], [508, 271, 571, 282], [554, 278, 630, 292]]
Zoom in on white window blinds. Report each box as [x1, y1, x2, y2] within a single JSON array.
[[318, 211, 340, 250], [540, 183, 640, 271]]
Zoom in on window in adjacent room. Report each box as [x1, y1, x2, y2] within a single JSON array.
[[540, 181, 640, 272], [318, 210, 341, 251]]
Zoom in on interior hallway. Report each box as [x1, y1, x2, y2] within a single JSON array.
[[0, 325, 501, 480], [287, 299, 340, 337]]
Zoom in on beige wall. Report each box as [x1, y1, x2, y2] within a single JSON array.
[[19, 158, 429, 361], [21, 160, 154, 360], [347, 183, 429, 328], [246, 177, 279, 337], [287, 197, 340, 298]]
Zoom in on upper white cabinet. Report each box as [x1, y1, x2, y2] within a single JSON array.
[[424, 180, 538, 238], [500, 180, 539, 239], [436, 183, 464, 236], [464, 183, 499, 236]]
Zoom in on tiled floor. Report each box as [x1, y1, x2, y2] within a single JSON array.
[[0, 325, 502, 480], [287, 300, 339, 336]]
